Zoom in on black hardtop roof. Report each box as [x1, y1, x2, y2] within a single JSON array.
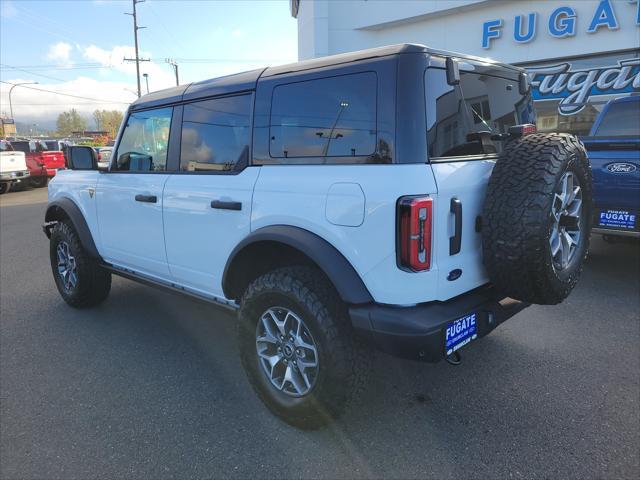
[[130, 43, 522, 110]]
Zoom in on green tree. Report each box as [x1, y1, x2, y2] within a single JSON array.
[[93, 109, 124, 138], [56, 109, 88, 136]]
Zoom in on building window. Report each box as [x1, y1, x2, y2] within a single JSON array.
[[180, 94, 251, 172], [269, 72, 377, 160]]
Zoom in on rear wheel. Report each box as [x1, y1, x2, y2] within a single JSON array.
[[30, 176, 48, 188], [238, 266, 370, 429], [0, 182, 11, 194], [49, 221, 111, 308]]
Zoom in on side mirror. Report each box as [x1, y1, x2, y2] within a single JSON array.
[[446, 57, 460, 86], [519, 72, 531, 95], [67, 146, 97, 170]]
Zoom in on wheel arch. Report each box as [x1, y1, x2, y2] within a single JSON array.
[[222, 225, 373, 305], [44, 198, 100, 259]]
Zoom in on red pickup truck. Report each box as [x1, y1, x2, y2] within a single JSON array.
[[10, 140, 66, 188]]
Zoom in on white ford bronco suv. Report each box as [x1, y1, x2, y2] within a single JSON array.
[[44, 45, 592, 428]]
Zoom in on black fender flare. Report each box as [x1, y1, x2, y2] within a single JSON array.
[[44, 198, 101, 259], [222, 225, 374, 304]]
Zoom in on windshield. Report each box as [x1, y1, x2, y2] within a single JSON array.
[[45, 141, 59, 151], [594, 100, 640, 137], [0, 141, 13, 152], [425, 68, 536, 158]]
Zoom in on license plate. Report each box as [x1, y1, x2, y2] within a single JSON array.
[[445, 313, 478, 356], [598, 209, 637, 230]]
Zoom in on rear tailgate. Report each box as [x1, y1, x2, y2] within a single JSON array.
[[39, 151, 66, 175], [424, 65, 534, 301], [0, 151, 28, 174], [583, 137, 640, 233], [431, 160, 494, 299]]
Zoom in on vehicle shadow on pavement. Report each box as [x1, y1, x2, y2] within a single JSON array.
[[29, 233, 635, 479]]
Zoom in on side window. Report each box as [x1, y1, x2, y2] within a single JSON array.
[[425, 68, 533, 158], [269, 72, 377, 159], [180, 94, 251, 172], [114, 107, 172, 172], [593, 101, 640, 137]]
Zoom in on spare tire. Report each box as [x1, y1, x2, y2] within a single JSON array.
[[482, 133, 592, 305]]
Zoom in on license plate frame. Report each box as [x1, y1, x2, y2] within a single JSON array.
[[445, 312, 478, 356]]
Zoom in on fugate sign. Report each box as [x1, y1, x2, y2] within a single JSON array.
[[481, 0, 639, 49], [527, 58, 640, 115]]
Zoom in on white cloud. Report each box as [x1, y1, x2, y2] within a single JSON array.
[[0, 1, 18, 18], [83, 44, 176, 91], [47, 42, 72, 64], [231, 29, 243, 38], [0, 77, 132, 127]]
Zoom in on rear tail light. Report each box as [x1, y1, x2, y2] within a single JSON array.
[[397, 196, 433, 271], [98, 153, 102, 161], [508, 124, 537, 137]]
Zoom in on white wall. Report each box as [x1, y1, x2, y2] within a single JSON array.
[[297, 0, 639, 63]]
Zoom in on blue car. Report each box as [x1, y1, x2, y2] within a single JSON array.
[[583, 95, 640, 238]]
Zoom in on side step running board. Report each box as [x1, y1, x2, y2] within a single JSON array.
[[101, 264, 239, 313]]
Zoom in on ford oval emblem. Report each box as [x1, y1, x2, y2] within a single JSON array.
[[447, 269, 462, 281], [606, 163, 637, 174]]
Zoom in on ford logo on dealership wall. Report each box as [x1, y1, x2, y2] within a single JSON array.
[[606, 163, 637, 174]]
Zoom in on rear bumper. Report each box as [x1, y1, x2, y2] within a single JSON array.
[[350, 285, 528, 362], [592, 227, 640, 238], [0, 170, 30, 181]]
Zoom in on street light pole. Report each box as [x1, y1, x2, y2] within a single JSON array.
[[8, 82, 38, 120]]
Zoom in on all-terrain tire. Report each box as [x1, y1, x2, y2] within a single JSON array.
[[482, 133, 592, 305], [238, 266, 371, 429], [49, 221, 112, 308]]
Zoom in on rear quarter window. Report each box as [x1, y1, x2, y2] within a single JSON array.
[[269, 72, 377, 161]]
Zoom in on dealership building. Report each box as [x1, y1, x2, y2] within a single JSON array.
[[292, 0, 639, 135]]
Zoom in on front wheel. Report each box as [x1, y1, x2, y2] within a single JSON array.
[[49, 221, 112, 308], [238, 266, 370, 429], [0, 182, 11, 194]]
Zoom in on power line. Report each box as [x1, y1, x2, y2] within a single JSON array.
[[0, 81, 129, 104], [0, 64, 67, 82]]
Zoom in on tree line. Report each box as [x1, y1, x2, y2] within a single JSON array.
[[56, 109, 124, 138]]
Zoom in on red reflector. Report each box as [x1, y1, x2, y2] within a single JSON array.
[[398, 196, 432, 271]]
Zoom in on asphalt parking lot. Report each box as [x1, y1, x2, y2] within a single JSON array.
[[1, 187, 638, 480]]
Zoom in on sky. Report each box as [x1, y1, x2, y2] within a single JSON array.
[[0, 0, 298, 130]]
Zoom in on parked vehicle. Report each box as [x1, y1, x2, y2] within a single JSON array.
[[95, 147, 113, 170], [10, 140, 66, 183], [0, 140, 29, 194], [583, 96, 640, 239], [43, 44, 592, 428]]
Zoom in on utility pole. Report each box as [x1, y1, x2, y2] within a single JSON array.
[[165, 58, 179, 86], [124, 0, 146, 97]]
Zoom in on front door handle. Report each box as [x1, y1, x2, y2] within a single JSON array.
[[135, 194, 157, 203], [449, 198, 462, 255], [211, 200, 242, 211]]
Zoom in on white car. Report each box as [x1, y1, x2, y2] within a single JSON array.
[[43, 44, 593, 428], [0, 140, 29, 194]]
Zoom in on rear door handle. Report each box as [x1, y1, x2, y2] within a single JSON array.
[[135, 194, 157, 203], [449, 198, 462, 255], [211, 200, 242, 211]]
